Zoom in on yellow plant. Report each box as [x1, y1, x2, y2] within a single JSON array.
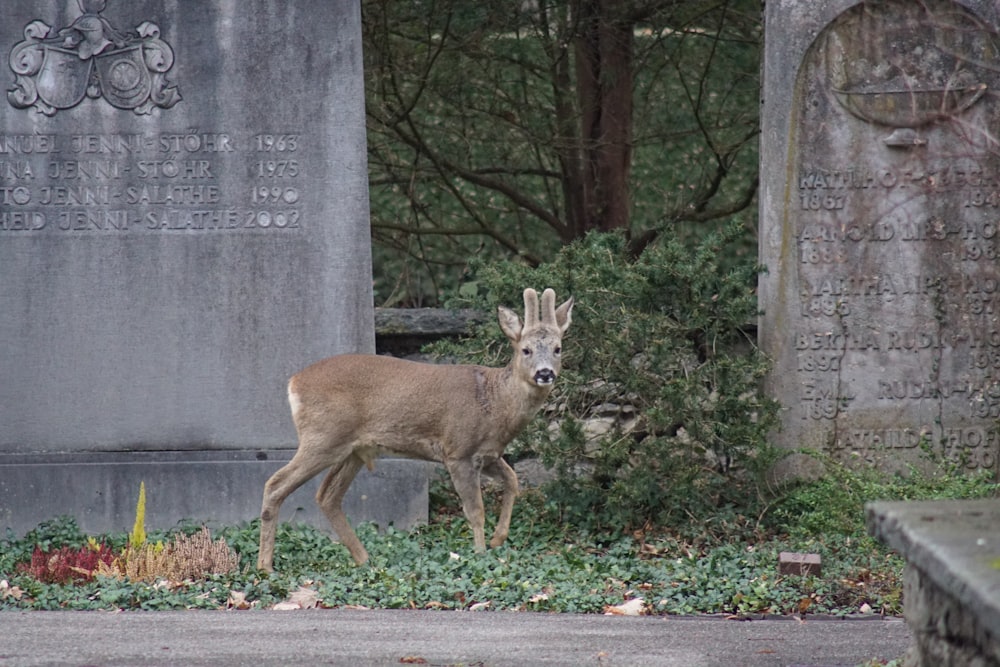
[[130, 481, 146, 549], [96, 481, 239, 582]]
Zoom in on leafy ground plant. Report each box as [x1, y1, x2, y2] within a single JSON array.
[[6, 458, 994, 616], [17, 540, 116, 585], [0, 423, 995, 615]]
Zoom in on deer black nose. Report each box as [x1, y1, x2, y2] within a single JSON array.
[[534, 369, 556, 385]]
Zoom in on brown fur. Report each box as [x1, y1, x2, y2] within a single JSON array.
[[257, 288, 573, 571]]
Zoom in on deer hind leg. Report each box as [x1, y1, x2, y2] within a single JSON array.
[[483, 458, 519, 548], [446, 459, 487, 552], [257, 444, 336, 572], [315, 453, 368, 565]]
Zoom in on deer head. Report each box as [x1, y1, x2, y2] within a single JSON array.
[[498, 288, 574, 388]]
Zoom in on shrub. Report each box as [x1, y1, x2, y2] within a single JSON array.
[[18, 541, 117, 584], [434, 222, 780, 535], [99, 526, 240, 582]]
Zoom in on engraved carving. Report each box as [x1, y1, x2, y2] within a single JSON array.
[[822, 2, 995, 146], [7, 0, 180, 115]]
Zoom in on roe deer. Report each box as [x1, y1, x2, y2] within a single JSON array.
[[257, 288, 573, 571]]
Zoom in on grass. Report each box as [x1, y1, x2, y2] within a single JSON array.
[[0, 459, 995, 615]]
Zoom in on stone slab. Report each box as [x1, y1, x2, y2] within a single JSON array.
[[0, 452, 433, 538], [866, 499, 1000, 645], [761, 0, 1000, 476], [374, 307, 485, 356], [0, 0, 375, 453]]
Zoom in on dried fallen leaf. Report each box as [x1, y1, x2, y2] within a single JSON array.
[[285, 585, 322, 610], [270, 585, 323, 610], [0, 579, 24, 601], [603, 598, 646, 616], [468, 601, 491, 612], [638, 543, 663, 557], [424, 601, 448, 610], [528, 593, 550, 604], [399, 657, 428, 664], [227, 590, 251, 610]]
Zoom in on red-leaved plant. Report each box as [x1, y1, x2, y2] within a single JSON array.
[[18, 543, 118, 584]]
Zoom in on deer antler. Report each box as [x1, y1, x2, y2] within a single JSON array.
[[522, 288, 540, 329], [540, 288, 558, 326]]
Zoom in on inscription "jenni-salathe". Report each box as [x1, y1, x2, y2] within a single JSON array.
[[0, 132, 303, 233]]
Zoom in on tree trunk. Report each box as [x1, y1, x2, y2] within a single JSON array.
[[574, 0, 634, 235]]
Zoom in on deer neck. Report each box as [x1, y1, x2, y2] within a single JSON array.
[[477, 363, 552, 433]]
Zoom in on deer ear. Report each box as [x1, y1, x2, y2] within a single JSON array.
[[554, 297, 574, 334], [497, 305, 523, 342]]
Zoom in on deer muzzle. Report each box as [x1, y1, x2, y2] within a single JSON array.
[[533, 368, 556, 385]]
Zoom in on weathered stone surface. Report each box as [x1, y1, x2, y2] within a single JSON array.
[[0, 452, 432, 537], [1, 1, 374, 451], [867, 500, 1000, 666], [0, 1, 429, 535], [761, 0, 1000, 476], [374, 307, 485, 356]]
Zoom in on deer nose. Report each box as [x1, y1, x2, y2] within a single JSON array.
[[534, 368, 556, 385]]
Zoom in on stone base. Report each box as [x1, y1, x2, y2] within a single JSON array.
[[902, 565, 1000, 667], [867, 500, 1000, 667], [0, 451, 432, 538]]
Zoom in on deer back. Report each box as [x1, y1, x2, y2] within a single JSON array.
[[287, 288, 572, 463]]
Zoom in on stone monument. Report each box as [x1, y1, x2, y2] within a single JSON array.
[[0, 1, 428, 535], [761, 0, 1000, 475]]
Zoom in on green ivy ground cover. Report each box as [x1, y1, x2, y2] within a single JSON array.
[[2, 461, 994, 616], [0, 494, 899, 615]]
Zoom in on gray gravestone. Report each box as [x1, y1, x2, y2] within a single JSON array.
[[761, 0, 1000, 476], [0, 1, 428, 536]]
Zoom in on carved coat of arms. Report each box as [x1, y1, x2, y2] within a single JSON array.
[[8, 0, 180, 115]]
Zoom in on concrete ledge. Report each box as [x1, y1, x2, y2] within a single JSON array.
[[867, 499, 1000, 667], [375, 307, 485, 356], [0, 451, 433, 538]]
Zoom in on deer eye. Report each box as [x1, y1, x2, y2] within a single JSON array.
[[522, 347, 532, 357], [554, 346, 561, 355]]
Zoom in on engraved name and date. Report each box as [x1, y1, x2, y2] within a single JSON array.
[[0, 131, 301, 232], [793, 161, 1000, 470]]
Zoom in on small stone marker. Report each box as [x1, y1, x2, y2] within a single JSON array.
[[778, 552, 822, 577], [761, 0, 1000, 476]]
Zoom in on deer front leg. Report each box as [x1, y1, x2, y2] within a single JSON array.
[[446, 459, 487, 552], [483, 458, 519, 548]]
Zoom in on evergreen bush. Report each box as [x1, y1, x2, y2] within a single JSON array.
[[434, 222, 780, 535]]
